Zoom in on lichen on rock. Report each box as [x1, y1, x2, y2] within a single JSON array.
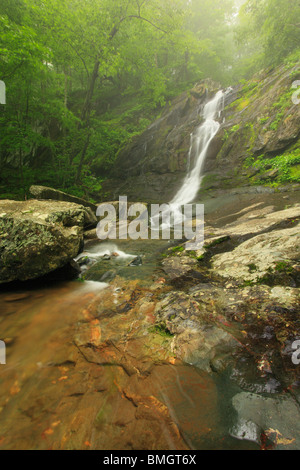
[[0, 199, 95, 283]]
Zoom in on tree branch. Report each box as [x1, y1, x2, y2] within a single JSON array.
[[110, 13, 169, 39], [2, 61, 24, 80], [136, 0, 141, 16], [66, 40, 90, 78], [126, 15, 168, 34]]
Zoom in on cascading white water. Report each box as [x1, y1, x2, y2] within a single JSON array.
[[171, 89, 226, 207], [151, 88, 232, 231]]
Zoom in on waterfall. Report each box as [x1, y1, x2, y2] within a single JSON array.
[[171, 89, 228, 207], [151, 88, 231, 231]]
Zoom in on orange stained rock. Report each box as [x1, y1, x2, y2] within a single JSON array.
[[113, 379, 124, 395], [42, 428, 54, 437], [82, 308, 92, 320], [88, 323, 102, 347], [51, 421, 61, 428], [10, 382, 21, 396]]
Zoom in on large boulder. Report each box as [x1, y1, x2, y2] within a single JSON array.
[[29, 185, 97, 214], [0, 199, 96, 284], [211, 223, 300, 283]]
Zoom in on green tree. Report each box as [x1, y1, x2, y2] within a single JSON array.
[[0, 0, 251, 200], [235, 0, 300, 76], [26, 0, 188, 182]]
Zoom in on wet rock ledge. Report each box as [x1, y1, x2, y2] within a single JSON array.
[[153, 201, 300, 449]]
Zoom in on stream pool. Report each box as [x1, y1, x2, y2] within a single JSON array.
[[0, 236, 270, 450]]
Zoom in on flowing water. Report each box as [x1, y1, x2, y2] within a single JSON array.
[[153, 88, 231, 230], [0, 89, 273, 450], [0, 236, 262, 450], [171, 89, 226, 207]]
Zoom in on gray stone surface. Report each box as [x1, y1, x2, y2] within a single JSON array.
[[0, 199, 94, 283]]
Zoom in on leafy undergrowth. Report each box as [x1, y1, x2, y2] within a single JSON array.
[[0, 165, 104, 202], [244, 144, 300, 186]]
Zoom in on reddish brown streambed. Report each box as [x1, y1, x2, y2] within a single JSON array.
[[1, 190, 299, 450], [3, 187, 300, 450], [0, 271, 262, 450]]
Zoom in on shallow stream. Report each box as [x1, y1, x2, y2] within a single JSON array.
[[0, 236, 268, 450]]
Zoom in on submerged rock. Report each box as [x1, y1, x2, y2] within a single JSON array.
[[129, 255, 143, 267], [154, 287, 240, 371], [231, 392, 300, 450], [77, 256, 91, 267], [0, 199, 92, 284]]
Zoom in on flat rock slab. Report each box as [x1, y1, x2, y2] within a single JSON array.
[[211, 223, 300, 282], [0, 278, 221, 450], [206, 205, 300, 239]]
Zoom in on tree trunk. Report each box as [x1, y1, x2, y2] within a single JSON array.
[[80, 58, 100, 124], [70, 58, 100, 178], [75, 132, 91, 184]]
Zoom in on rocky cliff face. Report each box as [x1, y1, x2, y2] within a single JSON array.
[[102, 80, 225, 202], [206, 63, 300, 192], [103, 63, 300, 202]]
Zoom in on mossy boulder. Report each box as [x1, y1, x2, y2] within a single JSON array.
[[0, 199, 93, 283]]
